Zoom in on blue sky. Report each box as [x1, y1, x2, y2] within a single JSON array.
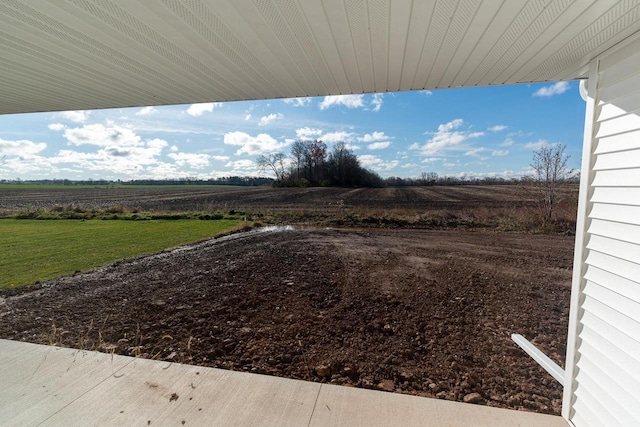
[[0, 81, 585, 181]]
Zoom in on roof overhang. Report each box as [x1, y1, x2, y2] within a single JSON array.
[[1, 0, 640, 115]]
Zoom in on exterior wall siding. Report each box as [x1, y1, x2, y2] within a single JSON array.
[[563, 34, 640, 427]]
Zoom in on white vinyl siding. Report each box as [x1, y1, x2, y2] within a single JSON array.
[[564, 34, 640, 427]]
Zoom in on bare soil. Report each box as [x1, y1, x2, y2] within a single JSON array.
[[0, 227, 573, 415], [0, 184, 574, 213]]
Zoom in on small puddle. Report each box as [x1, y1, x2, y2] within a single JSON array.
[[253, 225, 296, 233], [168, 224, 337, 256], [169, 225, 300, 252]]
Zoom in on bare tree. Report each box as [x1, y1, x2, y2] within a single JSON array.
[[256, 152, 287, 182], [310, 139, 327, 183], [290, 140, 308, 180], [420, 171, 438, 186], [328, 142, 359, 186], [530, 143, 572, 224]]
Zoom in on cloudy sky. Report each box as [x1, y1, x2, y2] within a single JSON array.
[[0, 81, 585, 181]]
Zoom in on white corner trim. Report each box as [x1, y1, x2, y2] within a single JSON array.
[[562, 57, 599, 421]]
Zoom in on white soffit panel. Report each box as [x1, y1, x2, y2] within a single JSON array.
[[1, 0, 640, 114]]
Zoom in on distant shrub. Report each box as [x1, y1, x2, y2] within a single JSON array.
[[150, 213, 190, 220], [105, 204, 126, 214], [198, 213, 224, 220], [15, 207, 41, 219]]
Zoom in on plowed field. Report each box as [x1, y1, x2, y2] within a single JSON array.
[[0, 184, 566, 212]]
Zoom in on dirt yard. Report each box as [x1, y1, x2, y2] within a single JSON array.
[[0, 227, 573, 415]]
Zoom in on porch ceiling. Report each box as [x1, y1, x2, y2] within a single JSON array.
[[1, 0, 640, 115]]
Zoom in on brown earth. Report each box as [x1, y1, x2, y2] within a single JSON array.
[[0, 184, 579, 231], [0, 227, 573, 415], [0, 184, 575, 213]]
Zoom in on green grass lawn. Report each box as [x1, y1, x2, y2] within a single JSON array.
[[0, 219, 243, 289]]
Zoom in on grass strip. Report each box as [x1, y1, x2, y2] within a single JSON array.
[[0, 219, 243, 289]]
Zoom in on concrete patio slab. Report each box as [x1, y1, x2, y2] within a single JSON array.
[[0, 339, 567, 427], [310, 382, 567, 427], [0, 339, 132, 426], [44, 356, 320, 427]]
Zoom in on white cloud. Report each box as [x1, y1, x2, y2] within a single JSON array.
[[37, 124, 171, 177], [49, 143, 167, 176], [258, 113, 283, 126], [345, 144, 361, 151], [225, 159, 255, 169], [296, 127, 323, 139], [371, 94, 383, 112], [48, 123, 65, 131], [412, 119, 484, 156], [501, 138, 514, 147], [64, 124, 143, 147], [359, 131, 391, 142], [283, 97, 312, 107], [147, 139, 167, 150], [358, 154, 399, 172], [533, 81, 569, 97], [319, 94, 364, 110], [0, 122, 237, 180], [57, 110, 90, 123], [224, 159, 261, 176], [320, 131, 355, 144], [136, 106, 157, 116], [186, 102, 223, 116], [488, 125, 507, 132], [507, 130, 532, 138], [143, 163, 182, 179], [492, 150, 509, 156], [419, 90, 433, 96], [244, 114, 251, 121], [421, 157, 439, 163], [1, 152, 58, 176], [464, 148, 486, 157], [368, 141, 391, 150], [168, 152, 210, 169], [223, 131, 290, 155], [0, 138, 47, 156], [524, 139, 552, 150]]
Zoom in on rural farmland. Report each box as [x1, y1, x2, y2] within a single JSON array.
[[0, 185, 577, 415], [0, 184, 578, 230]]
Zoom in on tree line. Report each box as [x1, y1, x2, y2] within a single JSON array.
[[383, 173, 579, 187], [257, 140, 384, 187], [2, 176, 274, 187], [124, 176, 273, 186], [257, 139, 580, 189]]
